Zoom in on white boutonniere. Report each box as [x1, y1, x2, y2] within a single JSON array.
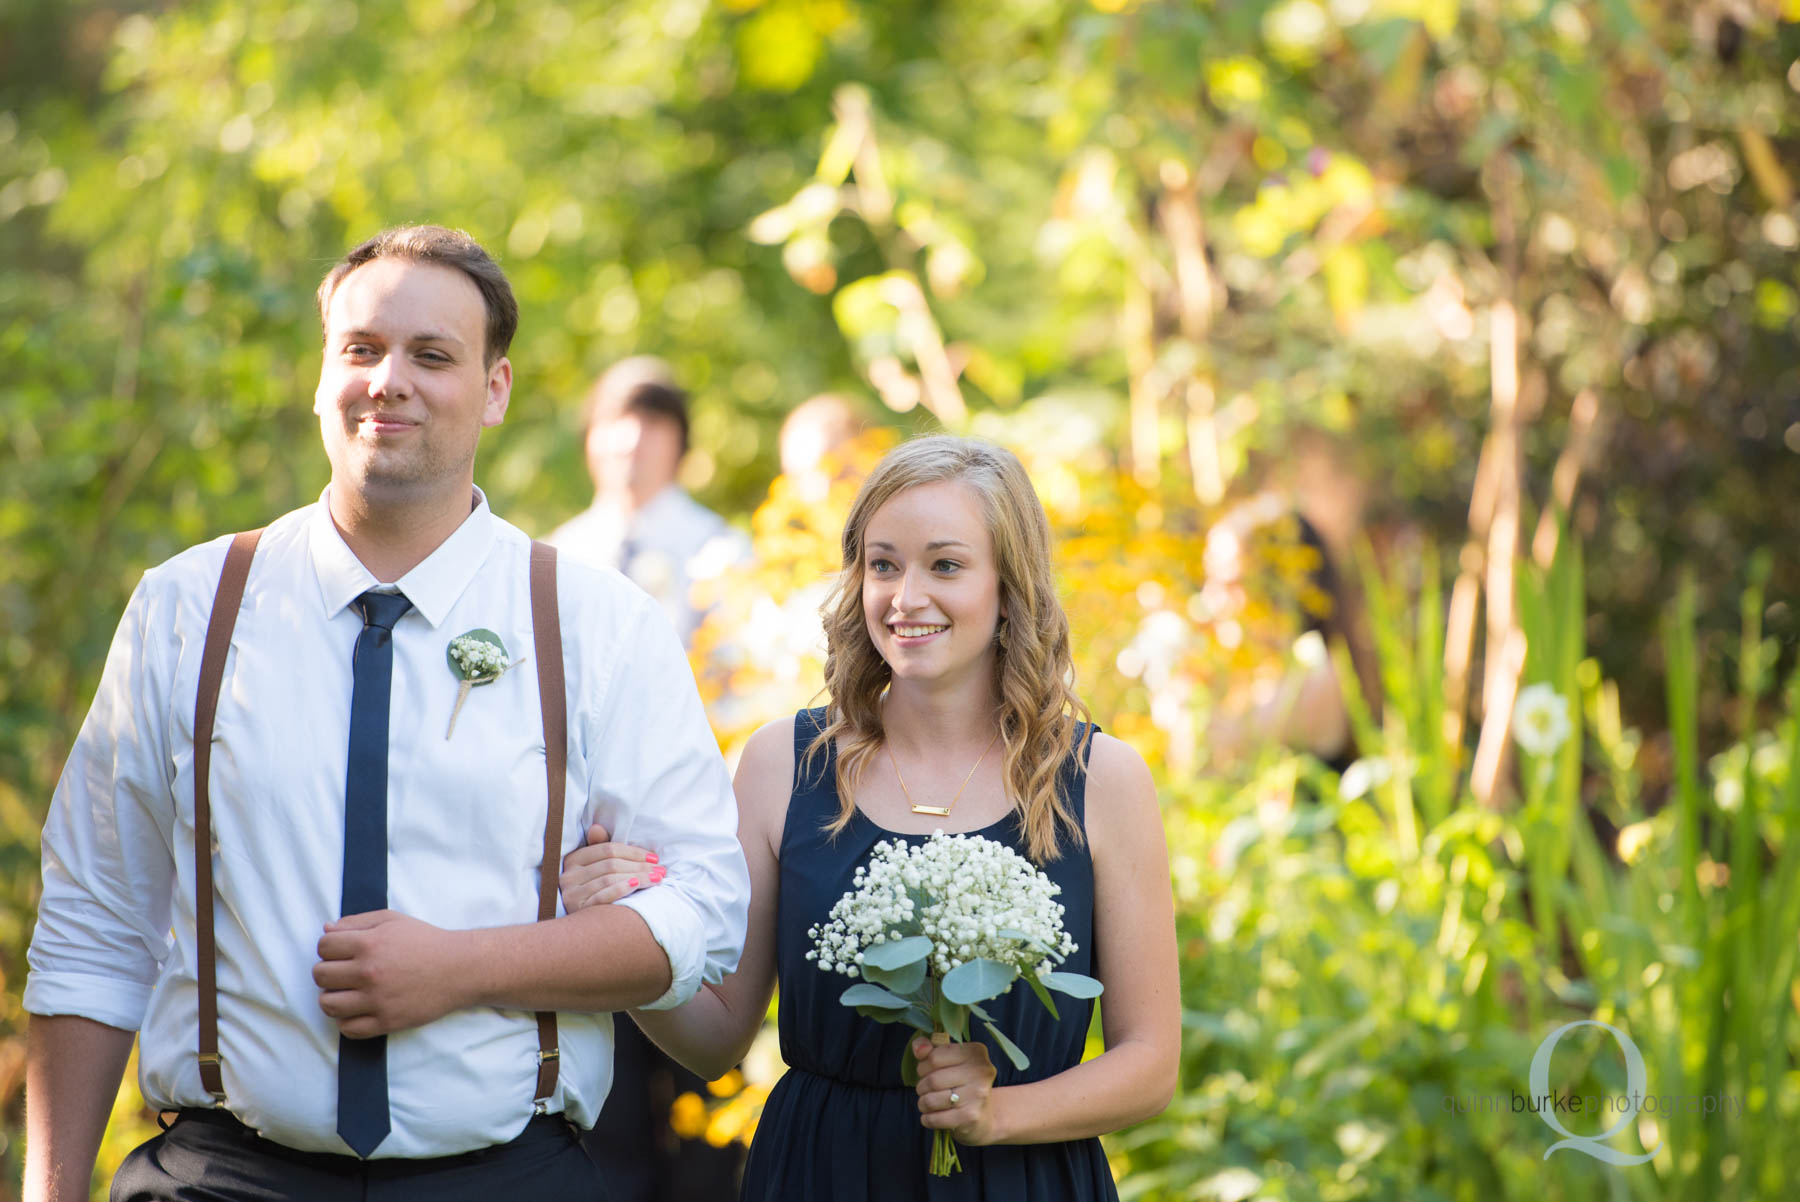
[[445, 629, 525, 739]]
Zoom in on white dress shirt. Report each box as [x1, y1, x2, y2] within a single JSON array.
[[25, 489, 750, 1158], [548, 485, 750, 646]]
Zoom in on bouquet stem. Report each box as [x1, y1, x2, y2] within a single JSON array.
[[927, 1030, 962, 1176], [930, 1128, 963, 1176]]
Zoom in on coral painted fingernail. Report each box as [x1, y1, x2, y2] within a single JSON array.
[[646, 853, 659, 864], [651, 868, 666, 882], [628, 878, 639, 888]]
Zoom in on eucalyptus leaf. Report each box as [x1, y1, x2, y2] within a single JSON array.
[[863, 935, 933, 971], [840, 982, 912, 1011], [934, 994, 970, 1041], [942, 958, 1019, 1005], [863, 958, 928, 996], [1041, 971, 1104, 999], [983, 1020, 1032, 1072]]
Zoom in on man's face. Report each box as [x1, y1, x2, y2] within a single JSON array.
[[584, 407, 683, 498], [314, 258, 511, 504]]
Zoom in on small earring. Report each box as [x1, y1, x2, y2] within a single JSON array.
[[995, 619, 1009, 648]]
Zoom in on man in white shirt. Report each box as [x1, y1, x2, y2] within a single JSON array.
[[22, 225, 751, 1200], [548, 360, 749, 645]]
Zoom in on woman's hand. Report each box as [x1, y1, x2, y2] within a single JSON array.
[[914, 1035, 1003, 1145], [559, 824, 664, 913]]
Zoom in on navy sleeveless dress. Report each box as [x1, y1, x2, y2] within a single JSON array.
[[739, 708, 1119, 1201]]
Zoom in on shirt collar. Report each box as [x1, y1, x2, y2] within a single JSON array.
[[308, 486, 499, 629]]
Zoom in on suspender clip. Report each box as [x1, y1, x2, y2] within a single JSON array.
[[197, 1052, 227, 1101], [537, 1048, 560, 1064]]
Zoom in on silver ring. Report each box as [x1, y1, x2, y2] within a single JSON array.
[[948, 1092, 961, 1106]]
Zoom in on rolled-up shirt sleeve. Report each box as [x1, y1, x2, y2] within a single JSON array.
[[584, 596, 749, 1011], [25, 572, 181, 1029]]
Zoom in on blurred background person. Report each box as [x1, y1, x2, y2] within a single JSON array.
[[555, 356, 748, 1200], [778, 392, 865, 503], [549, 356, 748, 645], [686, 393, 892, 757], [1198, 495, 1357, 771]]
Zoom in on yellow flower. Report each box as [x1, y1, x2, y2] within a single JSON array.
[[670, 1090, 708, 1140]]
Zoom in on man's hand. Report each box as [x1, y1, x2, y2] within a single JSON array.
[[313, 910, 469, 1037]]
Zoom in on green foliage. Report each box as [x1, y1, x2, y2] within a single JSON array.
[[3, 0, 1798, 1195], [1117, 548, 1798, 1199]]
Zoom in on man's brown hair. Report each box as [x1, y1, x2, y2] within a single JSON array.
[[317, 225, 519, 366]]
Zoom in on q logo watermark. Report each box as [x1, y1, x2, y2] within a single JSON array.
[[1527, 1020, 1661, 1165]]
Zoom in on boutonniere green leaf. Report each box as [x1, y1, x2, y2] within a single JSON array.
[[445, 629, 526, 739]]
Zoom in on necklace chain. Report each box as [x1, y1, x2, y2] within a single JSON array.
[[888, 728, 1003, 817]]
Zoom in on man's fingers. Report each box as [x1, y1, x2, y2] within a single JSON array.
[[318, 988, 369, 1020], [337, 1014, 386, 1040], [312, 959, 366, 990], [316, 929, 368, 961], [324, 909, 391, 934]]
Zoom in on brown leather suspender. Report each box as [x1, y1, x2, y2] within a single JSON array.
[[528, 539, 567, 1105], [192, 535, 567, 1108], [194, 529, 263, 1099]]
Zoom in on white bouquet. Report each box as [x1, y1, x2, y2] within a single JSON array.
[[807, 830, 1102, 1175]]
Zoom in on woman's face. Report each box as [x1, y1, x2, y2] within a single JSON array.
[[860, 479, 1005, 692]]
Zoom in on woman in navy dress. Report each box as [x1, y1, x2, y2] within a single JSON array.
[[559, 435, 1180, 1199]]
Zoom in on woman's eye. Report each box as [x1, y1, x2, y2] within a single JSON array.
[[868, 559, 894, 573], [934, 560, 961, 573]]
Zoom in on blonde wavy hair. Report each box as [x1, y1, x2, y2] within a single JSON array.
[[803, 435, 1091, 862]]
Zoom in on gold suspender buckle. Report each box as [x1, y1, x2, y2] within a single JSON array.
[[537, 1048, 560, 1063]]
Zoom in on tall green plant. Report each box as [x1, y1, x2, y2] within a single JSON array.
[[1127, 537, 1797, 1199]]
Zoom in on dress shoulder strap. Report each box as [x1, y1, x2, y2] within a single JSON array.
[[1054, 720, 1101, 828]]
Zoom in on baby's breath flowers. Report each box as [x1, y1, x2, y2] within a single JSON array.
[[807, 831, 1102, 1175], [444, 629, 525, 739]]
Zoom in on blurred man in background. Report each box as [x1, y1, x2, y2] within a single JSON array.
[[549, 357, 748, 645], [553, 357, 748, 1200]]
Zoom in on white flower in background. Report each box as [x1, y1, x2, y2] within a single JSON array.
[[1338, 756, 1392, 801], [1616, 820, 1655, 865], [1117, 609, 1190, 686], [1292, 628, 1328, 669], [1512, 683, 1572, 757]]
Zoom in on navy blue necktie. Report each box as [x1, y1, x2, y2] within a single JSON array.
[[337, 589, 411, 1157]]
